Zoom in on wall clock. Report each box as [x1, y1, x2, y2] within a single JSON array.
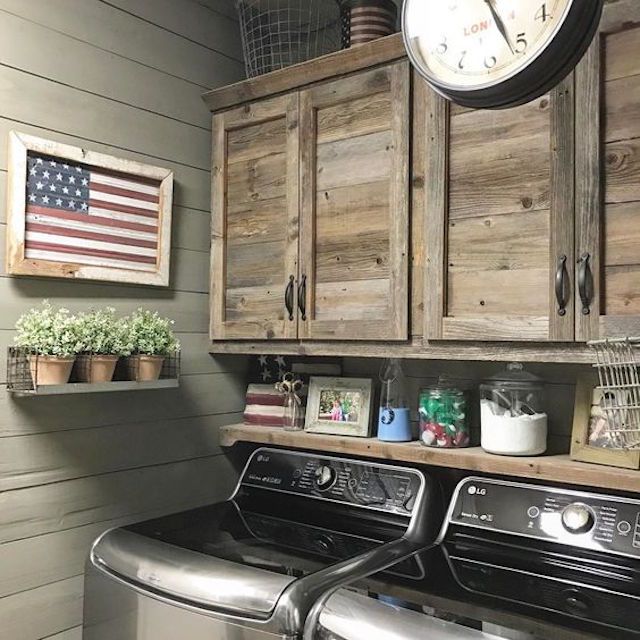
[[402, 0, 604, 109]]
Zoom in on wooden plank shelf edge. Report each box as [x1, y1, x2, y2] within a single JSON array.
[[9, 378, 180, 397], [220, 423, 640, 494]]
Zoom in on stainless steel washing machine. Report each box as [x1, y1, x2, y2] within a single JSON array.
[[306, 476, 640, 640], [83, 447, 442, 639]]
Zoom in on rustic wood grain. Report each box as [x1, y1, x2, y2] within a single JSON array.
[[219, 424, 640, 494]]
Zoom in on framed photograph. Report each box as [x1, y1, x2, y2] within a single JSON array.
[[305, 377, 373, 437], [6, 131, 173, 287], [570, 374, 640, 470]]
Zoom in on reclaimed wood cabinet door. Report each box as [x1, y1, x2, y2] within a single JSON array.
[[425, 81, 576, 342], [210, 94, 299, 340], [298, 61, 410, 341], [575, 1, 640, 340]]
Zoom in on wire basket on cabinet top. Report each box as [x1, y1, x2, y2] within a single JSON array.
[[589, 337, 640, 450]]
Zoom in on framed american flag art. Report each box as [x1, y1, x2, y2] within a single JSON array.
[[6, 131, 173, 287]]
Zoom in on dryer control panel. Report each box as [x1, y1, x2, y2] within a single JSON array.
[[446, 477, 640, 559], [240, 448, 424, 517]]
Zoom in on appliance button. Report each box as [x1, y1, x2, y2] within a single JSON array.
[[561, 503, 595, 534], [312, 534, 335, 554], [617, 520, 632, 535], [562, 589, 591, 616], [527, 506, 541, 519], [292, 469, 302, 479], [315, 465, 337, 492]]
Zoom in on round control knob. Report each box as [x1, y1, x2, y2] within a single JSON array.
[[314, 465, 337, 492], [561, 503, 595, 534]]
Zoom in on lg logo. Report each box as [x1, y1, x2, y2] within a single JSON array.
[[467, 485, 487, 496]]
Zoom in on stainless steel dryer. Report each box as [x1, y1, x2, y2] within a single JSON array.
[[83, 447, 441, 640], [307, 476, 640, 640]]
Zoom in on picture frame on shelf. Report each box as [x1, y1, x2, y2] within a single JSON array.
[[305, 376, 373, 437], [570, 374, 640, 470], [6, 131, 173, 287]]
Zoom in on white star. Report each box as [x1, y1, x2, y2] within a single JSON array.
[[56, 198, 63, 206], [80, 202, 88, 211], [56, 173, 63, 181], [275, 356, 286, 367], [42, 171, 50, 179], [81, 178, 88, 186], [36, 158, 43, 165], [49, 160, 57, 167], [29, 167, 37, 176], [69, 176, 76, 184], [63, 164, 69, 170], [62, 187, 69, 195], [261, 369, 272, 381], [68, 200, 76, 209], [36, 181, 44, 190], [28, 194, 37, 202], [75, 189, 81, 196], [76, 167, 82, 173], [41, 195, 50, 204], [258, 355, 268, 366], [49, 184, 57, 192]]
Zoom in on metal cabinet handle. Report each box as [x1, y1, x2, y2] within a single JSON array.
[[298, 274, 307, 321], [555, 255, 569, 317], [285, 275, 295, 321], [577, 253, 593, 316]]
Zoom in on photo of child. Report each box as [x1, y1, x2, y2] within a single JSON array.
[[318, 390, 361, 425]]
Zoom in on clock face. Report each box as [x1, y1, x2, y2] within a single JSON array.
[[402, 0, 604, 108], [404, 0, 574, 91]]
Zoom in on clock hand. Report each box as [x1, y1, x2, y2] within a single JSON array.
[[483, 0, 515, 55]]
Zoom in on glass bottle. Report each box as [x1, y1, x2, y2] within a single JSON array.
[[419, 384, 470, 448], [378, 359, 412, 442]]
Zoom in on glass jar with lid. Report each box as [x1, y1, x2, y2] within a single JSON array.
[[419, 383, 470, 448], [480, 363, 547, 456]]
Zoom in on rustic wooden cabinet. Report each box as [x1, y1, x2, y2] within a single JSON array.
[[211, 93, 299, 340], [575, 1, 640, 340], [210, 61, 410, 342], [298, 62, 410, 340], [424, 81, 576, 343]]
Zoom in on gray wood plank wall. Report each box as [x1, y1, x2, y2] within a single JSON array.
[[0, 1, 247, 638]]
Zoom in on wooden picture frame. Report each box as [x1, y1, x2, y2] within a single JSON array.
[[6, 131, 173, 287], [305, 376, 373, 437], [570, 373, 640, 470]]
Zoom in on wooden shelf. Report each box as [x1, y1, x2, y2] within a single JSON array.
[[9, 378, 179, 397], [220, 423, 640, 494]]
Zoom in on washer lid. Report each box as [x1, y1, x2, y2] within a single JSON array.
[[91, 527, 295, 618]]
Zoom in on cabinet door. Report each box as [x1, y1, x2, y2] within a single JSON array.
[[575, 2, 640, 340], [210, 94, 299, 340], [298, 61, 410, 341], [425, 81, 575, 342]]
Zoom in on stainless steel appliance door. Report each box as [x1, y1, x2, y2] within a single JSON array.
[[314, 590, 499, 640], [83, 563, 290, 640]]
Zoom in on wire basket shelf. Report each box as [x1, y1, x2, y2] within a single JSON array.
[[7, 347, 180, 394], [236, 0, 342, 78], [589, 337, 640, 450]]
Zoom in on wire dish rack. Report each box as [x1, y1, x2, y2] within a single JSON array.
[[589, 337, 640, 450]]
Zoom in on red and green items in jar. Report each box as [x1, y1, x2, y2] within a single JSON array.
[[419, 386, 470, 448]]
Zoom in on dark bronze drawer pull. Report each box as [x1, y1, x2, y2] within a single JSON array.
[[577, 253, 593, 316], [555, 254, 569, 317], [285, 275, 295, 321], [298, 274, 307, 321]]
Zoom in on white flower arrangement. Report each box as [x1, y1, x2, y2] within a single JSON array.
[[14, 301, 83, 358], [75, 307, 134, 356], [126, 309, 180, 356]]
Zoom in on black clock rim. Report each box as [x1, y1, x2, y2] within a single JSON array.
[[404, 0, 604, 110]]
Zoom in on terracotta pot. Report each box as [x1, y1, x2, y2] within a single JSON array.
[[128, 355, 165, 382], [76, 354, 119, 383], [29, 355, 75, 386]]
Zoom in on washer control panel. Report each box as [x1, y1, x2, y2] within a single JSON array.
[[240, 448, 424, 516], [447, 477, 640, 559]]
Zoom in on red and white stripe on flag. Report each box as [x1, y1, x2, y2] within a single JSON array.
[[24, 153, 161, 272]]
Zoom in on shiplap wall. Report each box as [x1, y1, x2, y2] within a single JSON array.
[[0, 2, 247, 639]]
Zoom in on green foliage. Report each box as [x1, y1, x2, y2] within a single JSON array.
[[14, 301, 83, 358], [126, 309, 180, 356], [75, 307, 133, 356]]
